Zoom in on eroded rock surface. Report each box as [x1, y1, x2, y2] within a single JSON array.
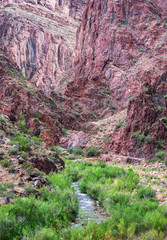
[[66, 0, 167, 158], [0, 0, 87, 93]]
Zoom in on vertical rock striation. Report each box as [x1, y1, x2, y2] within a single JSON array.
[[0, 0, 87, 92], [66, 0, 167, 158]]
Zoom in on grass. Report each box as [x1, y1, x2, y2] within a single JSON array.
[[0, 159, 166, 239], [0, 169, 78, 240]]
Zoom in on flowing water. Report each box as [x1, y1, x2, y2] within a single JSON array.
[[71, 181, 108, 228]]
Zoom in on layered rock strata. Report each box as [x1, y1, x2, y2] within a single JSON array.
[[0, 0, 86, 92]]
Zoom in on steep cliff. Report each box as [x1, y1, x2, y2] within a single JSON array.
[[0, 0, 86, 92], [66, 0, 167, 158]]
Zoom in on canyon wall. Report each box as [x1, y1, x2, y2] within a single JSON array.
[[0, 0, 87, 20], [0, 0, 87, 92], [67, 0, 167, 158]]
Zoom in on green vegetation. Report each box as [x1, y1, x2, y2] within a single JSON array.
[[155, 151, 166, 160], [8, 147, 19, 155], [129, 94, 135, 102], [10, 133, 30, 151], [0, 159, 166, 239], [17, 120, 28, 133], [86, 146, 101, 157], [117, 121, 126, 128], [132, 132, 152, 145], [67, 147, 85, 156], [109, 104, 117, 110], [62, 128, 68, 136], [0, 171, 78, 240], [132, 131, 145, 145]]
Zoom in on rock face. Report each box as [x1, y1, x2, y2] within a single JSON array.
[[0, 0, 86, 93], [0, 0, 87, 20], [66, 0, 167, 158], [67, 0, 167, 100]]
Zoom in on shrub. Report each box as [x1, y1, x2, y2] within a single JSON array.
[[8, 147, 18, 155], [11, 133, 30, 151], [20, 151, 28, 158], [17, 120, 27, 133], [155, 151, 166, 159], [24, 185, 36, 195], [21, 162, 33, 173], [146, 135, 152, 144], [138, 186, 156, 198], [161, 117, 167, 123], [32, 136, 42, 145], [67, 148, 73, 154], [132, 131, 145, 145], [62, 128, 67, 136], [86, 146, 101, 157], [109, 105, 117, 110], [50, 146, 62, 155], [117, 121, 126, 128], [0, 159, 10, 167], [0, 151, 5, 159]]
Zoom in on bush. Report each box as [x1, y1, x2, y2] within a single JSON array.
[[11, 133, 30, 151], [146, 135, 152, 144], [138, 186, 156, 198], [24, 185, 36, 195], [0, 159, 11, 168], [20, 151, 28, 158], [155, 151, 166, 159], [86, 146, 101, 157], [109, 105, 117, 110], [17, 120, 27, 133], [8, 148, 18, 155], [50, 146, 62, 155]]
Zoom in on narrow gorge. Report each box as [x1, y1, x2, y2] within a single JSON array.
[[0, 0, 166, 239]]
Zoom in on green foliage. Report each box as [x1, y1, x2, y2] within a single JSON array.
[[17, 120, 27, 133], [109, 104, 117, 110], [117, 121, 126, 128], [0, 159, 10, 167], [8, 147, 18, 155], [21, 162, 33, 173], [11, 133, 30, 151], [146, 135, 152, 144], [155, 151, 166, 159], [132, 131, 145, 145], [24, 185, 36, 195], [138, 186, 156, 198], [104, 89, 110, 95], [157, 106, 162, 112], [0, 151, 5, 158], [161, 117, 167, 123], [62, 128, 68, 136], [0, 173, 78, 239], [32, 136, 42, 145], [20, 151, 28, 158], [0, 116, 6, 123], [0, 160, 167, 239], [86, 146, 101, 157], [50, 146, 62, 155], [129, 94, 135, 101], [67, 147, 84, 156], [0, 182, 14, 191]]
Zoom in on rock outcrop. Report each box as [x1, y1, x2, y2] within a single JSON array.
[[0, 0, 87, 20], [66, 0, 167, 158], [0, 0, 86, 93]]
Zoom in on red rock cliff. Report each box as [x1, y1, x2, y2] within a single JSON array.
[[66, 0, 167, 158], [0, 0, 87, 92]]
